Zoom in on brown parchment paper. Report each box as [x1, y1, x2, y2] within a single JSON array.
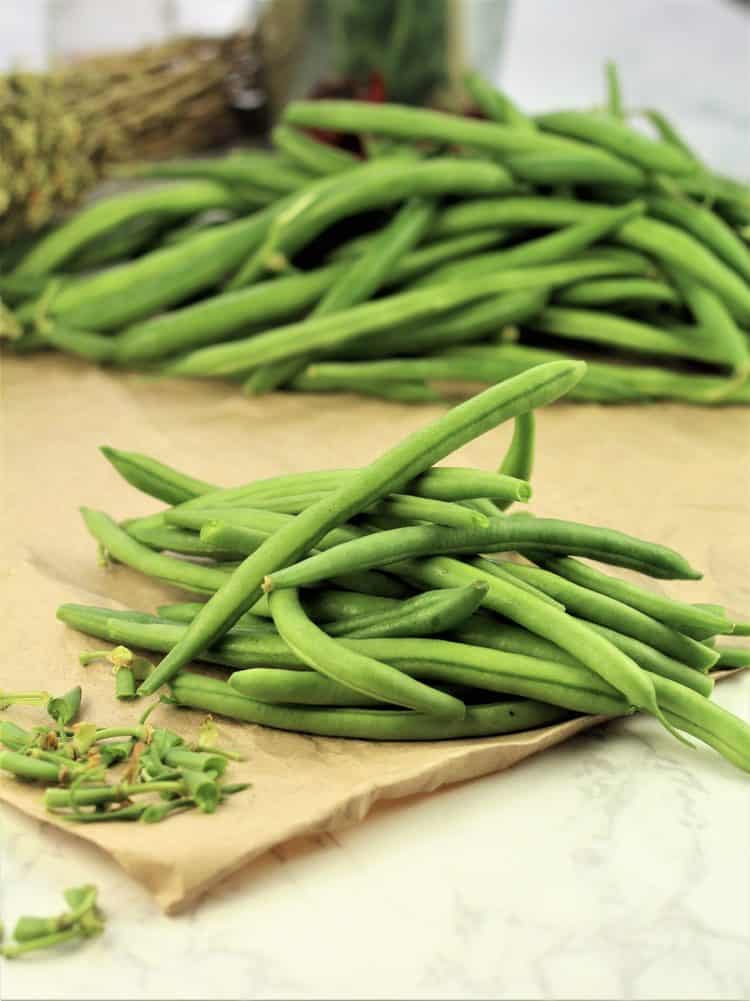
[[1, 354, 749, 913]]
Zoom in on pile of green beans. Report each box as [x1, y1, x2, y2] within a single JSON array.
[[55, 365, 750, 769], [3, 66, 748, 405]]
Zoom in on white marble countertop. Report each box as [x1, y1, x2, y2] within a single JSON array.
[[2, 1, 749, 999], [2, 676, 748, 1001]]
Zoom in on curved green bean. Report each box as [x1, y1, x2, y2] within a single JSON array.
[[264, 516, 699, 591], [14, 181, 237, 278], [269, 587, 466, 717], [555, 277, 680, 308], [271, 124, 360, 175], [534, 109, 697, 175]]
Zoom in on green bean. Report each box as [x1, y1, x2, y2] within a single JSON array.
[[81, 508, 232, 595], [113, 263, 344, 364], [538, 556, 734, 638], [0, 750, 63, 784], [228, 157, 514, 289], [14, 181, 237, 278], [650, 673, 750, 772], [269, 587, 466, 717], [496, 411, 535, 513], [333, 228, 507, 274], [229, 637, 632, 716], [113, 231, 503, 366], [432, 196, 611, 237], [204, 490, 488, 529], [166, 262, 641, 379], [528, 306, 733, 366], [173, 671, 574, 739], [35, 324, 116, 364], [271, 124, 360, 175], [34, 203, 282, 331], [535, 109, 697, 175], [264, 514, 699, 589], [386, 556, 681, 730], [123, 520, 239, 559], [157, 602, 276, 633], [331, 289, 548, 361], [555, 277, 679, 308], [169, 505, 364, 547], [495, 561, 717, 670], [452, 612, 710, 696], [245, 196, 436, 393], [463, 71, 536, 131], [584, 623, 714, 696], [432, 341, 750, 405], [153, 463, 531, 513], [642, 109, 699, 162], [57, 604, 305, 670], [667, 267, 750, 377], [191, 522, 407, 599], [469, 557, 563, 609], [137, 362, 585, 695], [100, 446, 214, 505], [291, 378, 443, 403], [418, 201, 645, 286], [646, 195, 750, 284], [127, 153, 310, 194], [328, 582, 488, 639], [65, 214, 167, 271], [714, 647, 750, 669], [229, 668, 384, 706], [604, 62, 625, 120], [284, 100, 646, 187], [616, 216, 750, 323]]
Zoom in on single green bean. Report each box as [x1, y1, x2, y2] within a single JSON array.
[[714, 647, 750, 669], [328, 582, 488, 639], [264, 516, 699, 590], [14, 181, 237, 278], [555, 277, 679, 308], [123, 520, 239, 559], [137, 362, 586, 695], [463, 71, 536, 131], [534, 109, 697, 175], [271, 124, 360, 175], [605, 62, 625, 120], [642, 109, 699, 162], [269, 587, 465, 717], [81, 508, 232, 594], [127, 153, 310, 194], [496, 411, 535, 512]]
